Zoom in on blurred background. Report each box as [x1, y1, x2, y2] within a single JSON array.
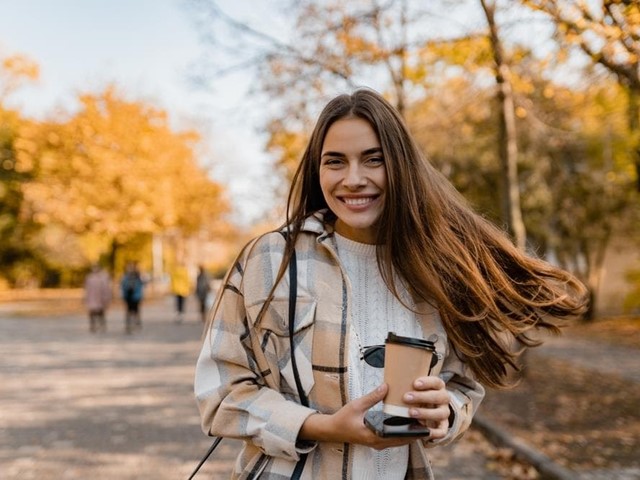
[[1, 1, 639, 479], [1, 0, 639, 314]]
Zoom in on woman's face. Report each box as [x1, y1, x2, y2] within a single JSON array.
[[319, 117, 386, 244]]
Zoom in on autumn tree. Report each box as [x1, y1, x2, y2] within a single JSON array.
[[518, 74, 638, 319], [188, 0, 637, 316], [407, 76, 500, 220], [520, 0, 640, 316], [479, 0, 527, 250], [0, 53, 43, 286], [409, 45, 637, 317], [190, 0, 536, 247], [187, 0, 467, 178], [523, 0, 640, 190], [18, 86, 228, 276]]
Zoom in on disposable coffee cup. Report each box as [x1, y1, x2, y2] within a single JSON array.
[[383, 332, 436, 418]]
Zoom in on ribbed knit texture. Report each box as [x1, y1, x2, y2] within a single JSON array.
[[334, 233, 423, 480]]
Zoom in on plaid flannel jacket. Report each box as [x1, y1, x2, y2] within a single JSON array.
[[194, 211, 485, 479]]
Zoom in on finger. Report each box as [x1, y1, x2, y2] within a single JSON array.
[[424, 418, 449, 440], [357, 384, 388, 411], [404, 390, 449, 408], [413, 376, 445, 391], [408, 404, 450, 424]]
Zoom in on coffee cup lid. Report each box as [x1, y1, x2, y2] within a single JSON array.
[[385, 332, 436, 351]]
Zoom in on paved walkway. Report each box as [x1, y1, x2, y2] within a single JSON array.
[[539, 333, 640, 384], [495, 329, 640, 480], [0, 296, 501, 480]]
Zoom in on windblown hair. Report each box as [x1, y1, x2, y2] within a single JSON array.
[[275, 88, 587, 389]]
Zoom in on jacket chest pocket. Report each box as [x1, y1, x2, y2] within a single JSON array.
[[247, 297, 317, 400]]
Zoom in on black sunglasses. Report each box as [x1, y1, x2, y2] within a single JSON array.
[[361, 344, 439, 370], [361, 345, 386, 368]]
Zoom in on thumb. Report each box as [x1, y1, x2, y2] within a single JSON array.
[[359, 384, 388, 410]]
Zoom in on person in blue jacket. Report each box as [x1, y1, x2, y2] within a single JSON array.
[[121, 261, 144, 334]]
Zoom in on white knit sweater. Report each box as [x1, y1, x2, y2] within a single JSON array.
[[334, 233, 424, 480]]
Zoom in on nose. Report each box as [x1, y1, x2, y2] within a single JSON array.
[[343, 162, 366, 189]]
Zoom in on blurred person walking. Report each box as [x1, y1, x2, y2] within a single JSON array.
[[121, 262, 144, 334], [170, 263, 191, 323], [195, 265, 211, 322], [83, 263, 112, 333]]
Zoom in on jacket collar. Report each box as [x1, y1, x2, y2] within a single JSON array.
[[299, 210, 334, 238]]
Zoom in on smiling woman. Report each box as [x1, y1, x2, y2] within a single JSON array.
[[320, 117, 386, 244], [194, 88, 587, 479]]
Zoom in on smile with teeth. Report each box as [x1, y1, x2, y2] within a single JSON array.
[[341, 196, 377, 206]]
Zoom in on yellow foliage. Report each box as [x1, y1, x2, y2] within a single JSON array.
[[0, 53, 39, 100], [526, 0, 640, 84], [266, 120, 309, 180], [19, 85, 229, 254], [421, 37, 493, 71], [1, 54, 39, 80]]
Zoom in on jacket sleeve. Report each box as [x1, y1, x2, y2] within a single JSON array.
[[194, 259, 317, 461], [424, 341, 485, 448]]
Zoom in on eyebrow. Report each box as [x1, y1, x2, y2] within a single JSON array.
[[321, 147, 383, 159]]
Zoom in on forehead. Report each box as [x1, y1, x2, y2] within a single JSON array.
[[322, 117, 380, 152]]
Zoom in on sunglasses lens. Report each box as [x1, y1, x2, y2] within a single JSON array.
[[363, 345, 385, 368]]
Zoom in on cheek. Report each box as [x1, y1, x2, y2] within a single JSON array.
[[319, 172, 335, 200], [319, 177, 328, 201], [376, 167, 388, 189]]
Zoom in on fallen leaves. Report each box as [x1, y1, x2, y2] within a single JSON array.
[[480, 337, 640, 472]]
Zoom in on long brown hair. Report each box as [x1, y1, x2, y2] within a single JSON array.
[[276, 88, 587, 388]]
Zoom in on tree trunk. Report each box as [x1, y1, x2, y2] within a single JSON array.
[[582, 232, 610, 322], [480, 0, 527, 251]]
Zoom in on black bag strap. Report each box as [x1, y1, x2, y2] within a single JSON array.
[[287, 247, 309, 480], [187, 436, 222, 480], [287, 247, 308, 408], [189, 239, 307, 479]]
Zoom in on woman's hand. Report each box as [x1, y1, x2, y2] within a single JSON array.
[[300, 384, 419, 450], [402, 376, 450, 440]]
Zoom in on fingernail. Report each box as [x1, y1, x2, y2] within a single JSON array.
[[404, 393, 414, 401], [410, 409, 419, 417], [415, 380, 423, 388], [377, 385, 385, 393]]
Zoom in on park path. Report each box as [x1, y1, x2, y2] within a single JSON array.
[[0, 295, 501, 480], [484, 327, 640, 480], [538, 333, 640, 384]]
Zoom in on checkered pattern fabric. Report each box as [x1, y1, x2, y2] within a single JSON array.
[[194, 211, 485, 479]]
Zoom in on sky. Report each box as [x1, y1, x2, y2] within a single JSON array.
[[0, 0, 277, 226]]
